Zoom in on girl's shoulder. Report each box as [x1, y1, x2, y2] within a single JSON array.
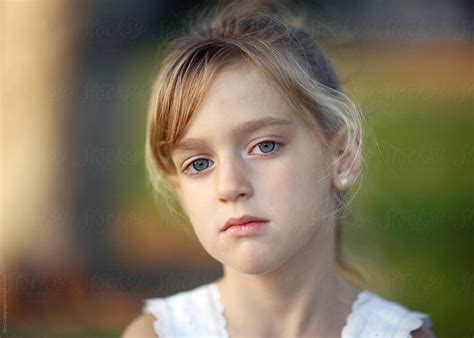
[[121, 313, 159, 338], [411, 325, 437, 338], [140, 282, 226, 337], [123, 281, 217, 338], [342, 289, 436, 338]]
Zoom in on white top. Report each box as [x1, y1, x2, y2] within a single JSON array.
[[142, 281, 433, 337]]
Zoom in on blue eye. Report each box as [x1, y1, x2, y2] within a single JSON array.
[[253, 140, 277, 154], [188, 158, 213, 173], [183, 140, 282, 176]]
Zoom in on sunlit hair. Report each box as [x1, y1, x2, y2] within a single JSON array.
[[145, 1, 366, 286]]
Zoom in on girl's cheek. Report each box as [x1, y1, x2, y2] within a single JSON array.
[[271, 156, 303, 184]]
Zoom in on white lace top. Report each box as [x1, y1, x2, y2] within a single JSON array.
[[142, 281, 433, 337]]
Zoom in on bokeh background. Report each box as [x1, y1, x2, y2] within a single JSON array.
[[2, 0, 473, 337]]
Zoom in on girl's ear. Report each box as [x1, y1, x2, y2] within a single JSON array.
[[329, 126, 362, 190]]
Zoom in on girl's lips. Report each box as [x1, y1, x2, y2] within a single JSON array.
[[221, 215, 269, 232], [222, 221, 269, 237]]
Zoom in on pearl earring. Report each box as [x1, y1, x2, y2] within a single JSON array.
[[340, 177, 348, 186]]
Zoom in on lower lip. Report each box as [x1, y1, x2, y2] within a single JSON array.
[[223, 221, 268, 237]]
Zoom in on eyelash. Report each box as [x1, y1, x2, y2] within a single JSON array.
[[182, 140, 284, 177]]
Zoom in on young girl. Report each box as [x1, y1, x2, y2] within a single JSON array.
[[123, 2, 436, 337]]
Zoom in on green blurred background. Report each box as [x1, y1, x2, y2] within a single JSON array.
[[2, 0, 472, 337]]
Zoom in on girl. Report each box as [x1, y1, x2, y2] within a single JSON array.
[[123, 2, 436, 337]]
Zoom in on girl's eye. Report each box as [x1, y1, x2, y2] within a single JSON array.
[[186, 158, 214, 174], [251, 140, 278, 155], [183, 140, 282, 176]]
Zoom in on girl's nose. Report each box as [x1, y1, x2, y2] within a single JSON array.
[[215, 155, 253, 203]]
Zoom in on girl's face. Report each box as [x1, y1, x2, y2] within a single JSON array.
[[170, 62, 335, 275]]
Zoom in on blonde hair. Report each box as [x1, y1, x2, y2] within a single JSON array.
[[145, 1, 366, 286]]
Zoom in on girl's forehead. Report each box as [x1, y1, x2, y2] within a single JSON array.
[[206, 62, 282, 100], [170, 61, 316, 153], [172, 66, 302, 152], [195, 65, 293, 120]]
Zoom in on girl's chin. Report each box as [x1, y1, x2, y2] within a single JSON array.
[[224, 253, 283, 276]]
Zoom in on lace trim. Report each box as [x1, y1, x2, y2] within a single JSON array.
[[143, 298, 175, 337], [341, 289, 432, 338], [210, 282, 229, 338], [340, 289, 371, 337]]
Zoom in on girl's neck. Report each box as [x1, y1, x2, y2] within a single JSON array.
[[215, 231, 361, 337]]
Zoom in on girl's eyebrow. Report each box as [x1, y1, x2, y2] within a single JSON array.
[[172, 117, 293, 154]]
